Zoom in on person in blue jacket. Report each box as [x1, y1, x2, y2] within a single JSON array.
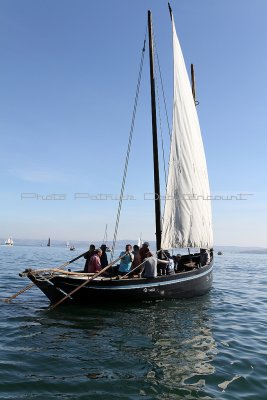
[[119, 244, 134, 276]]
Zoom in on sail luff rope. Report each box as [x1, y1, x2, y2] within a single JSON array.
[[110, 32, 147, 260]]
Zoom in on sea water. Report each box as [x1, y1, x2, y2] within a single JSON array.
[[0, 245, 266, 399]]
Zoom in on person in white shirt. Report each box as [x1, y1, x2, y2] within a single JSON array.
[[139, 255, 169, 278]]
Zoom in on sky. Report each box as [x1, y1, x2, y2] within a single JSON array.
[[0, 0, 267, 247]]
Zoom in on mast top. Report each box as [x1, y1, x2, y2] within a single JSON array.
[[168, 3, 173, 20]]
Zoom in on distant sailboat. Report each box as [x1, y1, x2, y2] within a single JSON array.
[[137, 233, 143, 248], [66, 241, 70, 248], [5, 237, 13, 246], [47, 238, 51, 247], [102, 224, 111, 252]]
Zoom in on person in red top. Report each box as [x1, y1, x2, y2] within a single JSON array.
[[87, 248, 102, 273]]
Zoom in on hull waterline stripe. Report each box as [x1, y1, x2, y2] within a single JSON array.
[[61, 265, 213, 291]]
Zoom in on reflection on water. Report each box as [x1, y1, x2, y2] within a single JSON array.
[[130, 299, 217, 398], [1, 247, 267, 399], [17, 298, 216, 399]]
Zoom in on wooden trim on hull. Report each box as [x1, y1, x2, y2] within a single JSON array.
[[27, 261, 213, 305]]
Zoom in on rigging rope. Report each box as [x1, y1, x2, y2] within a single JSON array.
[[154, 40, 172, 140], [155, 57, 167, 187], [152, 30, 172, 227], [153, 32, 172, 189], [110, 32, 147, 260], [153, 31, 171, 191]]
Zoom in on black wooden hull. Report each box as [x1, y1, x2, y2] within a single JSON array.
[[26, 261, 213, 305]]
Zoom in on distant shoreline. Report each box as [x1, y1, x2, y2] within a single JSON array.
[[1, 239, 266, 254]]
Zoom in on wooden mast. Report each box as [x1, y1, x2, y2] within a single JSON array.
[[148, 10, 162, 252], [191, 64, 196, 104], [169, 4, 197, 106]]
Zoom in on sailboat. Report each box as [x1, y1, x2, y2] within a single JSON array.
[[47, 238, 51, 247], [20, 5, 213, 305], [5, 237, 13, 246], [102, 224, 111, 252]]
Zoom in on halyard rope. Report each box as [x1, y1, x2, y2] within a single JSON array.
[[110, 30, 147, 260]]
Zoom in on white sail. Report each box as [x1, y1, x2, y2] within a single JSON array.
[[5, 237, 13, 245], [161, 17, 213, 250]]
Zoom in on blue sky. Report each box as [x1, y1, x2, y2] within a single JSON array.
[[0, 0, 266, 246]]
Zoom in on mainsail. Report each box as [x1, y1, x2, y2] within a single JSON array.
[[161, 17, 213, 249]]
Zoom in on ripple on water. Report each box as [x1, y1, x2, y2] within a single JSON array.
[[0, 248, 267, 399]]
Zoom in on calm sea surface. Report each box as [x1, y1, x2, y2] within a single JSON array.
[[0, 245, 266, 399]]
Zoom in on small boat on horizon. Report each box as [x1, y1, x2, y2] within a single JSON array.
[[47, 238, 51, 247], [5, 237, 13, 246]]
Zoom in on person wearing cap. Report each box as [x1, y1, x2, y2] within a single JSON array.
[[100, 244, 108, 268], [139, 242, 152, 262]]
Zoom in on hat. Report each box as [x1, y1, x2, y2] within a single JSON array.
[[143, 241, 149, 247], [101, 244, 107, 250]]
